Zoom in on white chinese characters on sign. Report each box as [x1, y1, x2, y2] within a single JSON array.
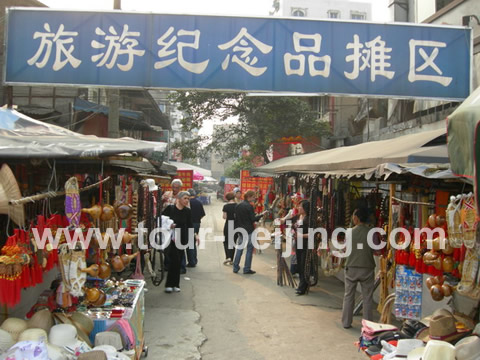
[[218, 27, 273, 77], [408, 40, 452, 86], [27, 23, 81, 71], [154, 27, 209, 74], [284, 32, 331, 77], [344, 34, 394, 81], [91, 25, 145, 71]]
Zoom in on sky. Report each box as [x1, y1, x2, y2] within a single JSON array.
[[39, 0, 390, 21], [37, 0, 390, 136]]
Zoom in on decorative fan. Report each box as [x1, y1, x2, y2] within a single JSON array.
[[0, 164, 25, 227]]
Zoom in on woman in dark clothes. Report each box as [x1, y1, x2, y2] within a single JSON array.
[[222, 192, 237, 265], [292, 200, 310, 295], [162, 191, 194, 293]]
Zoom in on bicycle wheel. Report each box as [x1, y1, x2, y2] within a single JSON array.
[[150, 249, 165, 286]]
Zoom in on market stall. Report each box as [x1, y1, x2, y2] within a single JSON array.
[[0, 109, 171, 359], [254, 127, 479, 358]]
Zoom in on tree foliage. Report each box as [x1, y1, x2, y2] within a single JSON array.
[[224, 158, 254, 179], [169, 91, 330, 163]]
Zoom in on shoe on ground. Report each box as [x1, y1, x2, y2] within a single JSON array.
[[186, 264, 196, 268], [233, 270, 239, 274], [223, 258, 232, 265], [143, 288, 149, 293], [165, 287, 173, 293], [180, 269, 187, 274], [173, 287, 181, 292], [243, 270, 256, 275], [343, 325, 352, 329]]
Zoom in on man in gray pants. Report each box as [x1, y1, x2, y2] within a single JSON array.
[[341, 207, 376, 329]]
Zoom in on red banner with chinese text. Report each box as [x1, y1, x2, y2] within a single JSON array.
[[240, 170, 274, 212]]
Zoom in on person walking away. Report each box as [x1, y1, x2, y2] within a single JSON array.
[[162, 191, 194, 293], [222, 192, 237, 265], [341, 207, 375, 328], [187, 189, 205, 267], [233, 190, 267, 275]]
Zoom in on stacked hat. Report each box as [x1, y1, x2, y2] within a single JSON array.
[[389, 339, 424, 359], [0, 317, 27, 341], [94, 331, 123, 351], [455, 336, 480, 360], [53, 312, 93, 347], [416, 309, 469, 343], [71, 311, 95, 342], [27, 309, 54, 333], [92, 344, 130, 359], [407, 339, 455, 360], [17, 328, 67, 360], [77, 350, 108, 360], [49, 323, 91, 356], [0, 328, 14, 353]]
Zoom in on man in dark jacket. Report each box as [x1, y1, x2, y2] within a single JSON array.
[[187, 189, 205, 267], [232, 190, 267, 274]]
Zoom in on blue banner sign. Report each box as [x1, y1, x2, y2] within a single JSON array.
[[4, 8, 471, 100]]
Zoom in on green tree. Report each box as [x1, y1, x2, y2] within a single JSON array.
[[224, 158, 254, 179], [170, 91, 330, 163]]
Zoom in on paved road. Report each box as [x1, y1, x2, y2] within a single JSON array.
[[143, 198, 367, 359]]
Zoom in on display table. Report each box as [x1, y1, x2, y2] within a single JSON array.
[[86, 279, 145, 359]]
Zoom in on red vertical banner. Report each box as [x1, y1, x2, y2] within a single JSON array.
[[240, 170, 273, 211]]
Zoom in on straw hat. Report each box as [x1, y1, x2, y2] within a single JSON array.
[[49, 323, 91, 354], [416, 313, 467, 343], [0, 317, 27, 341], [78, 350, 108, 360], [18, 327, 68, 360], [93, 345, 131, 360], [95, 331, 123, 351], [407, 339, 455, 360], [421, 308, 474, 330], [391, 339, 424, 359], [71, 311, 95, 335], [0, 328, 14, 352], [18, 328, 48, 342], [0, 163, 25, 227], [54, 312, 93, 347], [455, 336, 480, 360], [27, 308, 54, 333]]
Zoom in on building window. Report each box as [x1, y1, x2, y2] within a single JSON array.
[[350, 11, 366, 20], [435, 0, 454, 12], [291, 8, 307, 17], [328, 10, 340, 19]]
